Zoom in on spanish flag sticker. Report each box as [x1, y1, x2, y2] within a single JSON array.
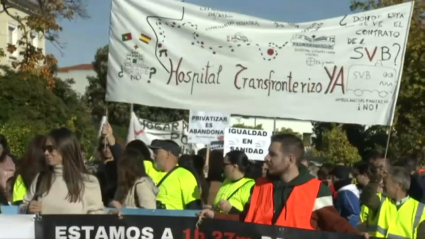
[[140, 34, 151, 44]]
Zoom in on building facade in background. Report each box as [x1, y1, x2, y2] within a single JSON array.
[[56, 64, 95, 96], [0, 0, 45, 66]]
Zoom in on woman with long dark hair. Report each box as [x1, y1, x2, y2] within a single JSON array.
[[113, 149, 157, 209], [209, 150, 255, 214], [12, 135, 47, 205], [0, 134, 15, 204], [19, 127, 104, 214]]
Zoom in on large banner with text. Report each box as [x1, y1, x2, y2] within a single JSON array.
[[35, 215, 371, 239], [106, 0, 413, 125]]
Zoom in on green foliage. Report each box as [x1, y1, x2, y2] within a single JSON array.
[[274, 127, 302, 138], [83, 45, 189, 128], [311, 127, 361, 165], [0, 66, 97, 157], [232, 123, 263, 129], [312, 123, 389, 159]]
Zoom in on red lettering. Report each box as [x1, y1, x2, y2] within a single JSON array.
[[365, 47, 378, 62], [324, 66, 345, 94], [224, 232, 236, 239], [213, 231, 223, 239], [183, 229, 191, 239]]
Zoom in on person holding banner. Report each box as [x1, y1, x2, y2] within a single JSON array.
[[148, 140, 202, 210], [199, 134, 367, 237], [208, 151, 254, 214]]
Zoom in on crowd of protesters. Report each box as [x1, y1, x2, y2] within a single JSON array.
[[0, 123, 425, 238]]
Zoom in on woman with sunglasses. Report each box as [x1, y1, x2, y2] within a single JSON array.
[[209, 150, 255, 214], [19, 127, 104, 214]]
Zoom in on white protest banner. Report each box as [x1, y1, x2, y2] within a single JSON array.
[[107, 0, 413, 126], [188, 111, 230, 144], [0, 215, 35, 239], [224, 128, 271, 160], [127, 112, 196, 154]]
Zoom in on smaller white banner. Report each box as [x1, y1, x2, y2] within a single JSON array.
[[0, 215, 35, 239], [188, 111, 230, 144], [224, 128, 271, 160], [127, 112, 197, 154]]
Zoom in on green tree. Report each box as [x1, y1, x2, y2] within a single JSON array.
[[0, 66, 96, 156], [274, 127, 302, 138], [232, 123, 263, 129], [311, 127, 361, 165], [83, 45, 189, 129]]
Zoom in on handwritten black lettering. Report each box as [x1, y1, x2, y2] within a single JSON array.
[[394, 21, 403, 28], [348, 38, 357, 44], [372, 21, 383, 27], [381, 47, 391, 61], [351, 47, 364, 59], [352, 71, 371, 80], [388, 13, 405, 19], [353, 15, 380, 22], [302, 22, 323, 32], [339, 15, 348, 26], [356, 29, 400, 38]]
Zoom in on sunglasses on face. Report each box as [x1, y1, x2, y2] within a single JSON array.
[[43, 145, 56, 153]]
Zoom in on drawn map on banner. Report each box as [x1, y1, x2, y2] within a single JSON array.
[[127, 112, 197, 154], [106, 0, 413, 126]]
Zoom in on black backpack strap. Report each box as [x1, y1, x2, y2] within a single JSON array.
[[156, 166, 179, 188], [226, 180, 253, 201], [134, 182, 141, 208], [32, 172, 46, 201]]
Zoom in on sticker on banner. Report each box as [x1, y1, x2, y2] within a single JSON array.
[[224, 128, 271, 160]]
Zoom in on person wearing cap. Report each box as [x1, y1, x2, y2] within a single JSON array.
[[148, 140, 202, 210], [331, 165, 361, 228]]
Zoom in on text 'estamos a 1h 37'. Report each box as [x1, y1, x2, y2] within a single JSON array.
[[55, 225, 174, 239]]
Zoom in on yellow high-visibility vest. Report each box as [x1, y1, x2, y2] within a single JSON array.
[[368, 195, 425, 239], [12, 175, 27, 204], [360, 204, 369, 222], [213, 178, 254, 213]]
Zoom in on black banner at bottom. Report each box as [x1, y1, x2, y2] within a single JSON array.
[[35, 215, 369, 239]]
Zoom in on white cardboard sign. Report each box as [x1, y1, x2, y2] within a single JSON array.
[[127, 112, 196, 154], [188, 111, 230, 144], [106, 0, 413, 125], [224, 128, 272, 160]]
